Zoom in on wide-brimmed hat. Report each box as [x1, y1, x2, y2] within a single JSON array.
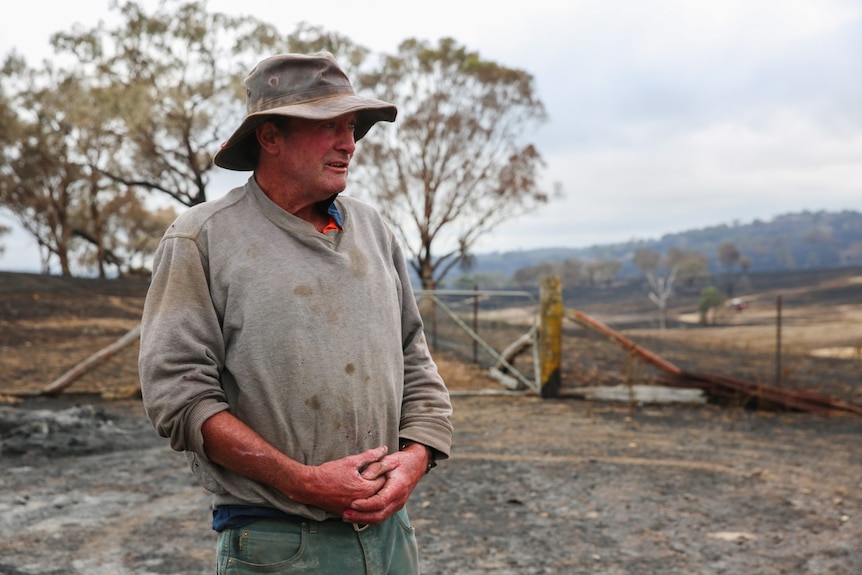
[[213, 52, 397, 171]]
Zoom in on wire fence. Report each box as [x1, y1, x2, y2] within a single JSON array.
[[416, 286, 862, 406], [416, 289, 540, 391]]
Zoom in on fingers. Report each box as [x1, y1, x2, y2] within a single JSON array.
[[354, 445, 388, 474], [360, 454, 404, 480], [339, 450, 422, 525], [343, 507, 392, 526], [349, 466, 413, 511], [343, 482, 405, 525], [341, 471, 397, 525], [348, 493, 390, 514], [343, 487, 399, 525]]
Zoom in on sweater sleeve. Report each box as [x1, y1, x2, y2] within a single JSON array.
[[393, 241, 454, 459], [138, 231, 231, 457]]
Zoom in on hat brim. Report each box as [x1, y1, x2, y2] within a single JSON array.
[[213, 94, 396, 171]]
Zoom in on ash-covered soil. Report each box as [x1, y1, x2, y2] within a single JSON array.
[[2, 270, 861, 574], [1, 393, 861, 575]]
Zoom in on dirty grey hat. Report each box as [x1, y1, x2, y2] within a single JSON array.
[[213, 52, 397, 171]]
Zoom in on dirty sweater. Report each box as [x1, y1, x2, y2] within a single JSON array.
[[138, 177, 453, 520]]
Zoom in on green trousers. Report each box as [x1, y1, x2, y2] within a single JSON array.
[[216, 508, 420, 574]]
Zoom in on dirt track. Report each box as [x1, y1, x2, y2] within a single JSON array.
[[2, 271, 862, 574]]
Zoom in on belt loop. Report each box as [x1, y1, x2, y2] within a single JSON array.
[[309, 520, 319, 534], [353, 523, 369, 532]]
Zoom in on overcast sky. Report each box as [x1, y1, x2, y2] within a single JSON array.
[[2, 0, 861, 272]]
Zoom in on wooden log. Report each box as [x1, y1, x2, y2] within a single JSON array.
[[660, 371, 862, 417], [42, 323, 142, 396], [488, 366, 525, 391], [564, 308, 683, 376], [567, 384, 706, 405], [489, 328, 535, 391]]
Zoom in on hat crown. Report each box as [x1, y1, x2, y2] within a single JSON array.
[[245, 53, 355, 114]]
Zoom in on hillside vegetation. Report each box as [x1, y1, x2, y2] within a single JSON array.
[[467, 209, 862, 281]]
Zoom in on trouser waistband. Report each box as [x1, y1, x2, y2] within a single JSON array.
[[213, 504, 368, 532]]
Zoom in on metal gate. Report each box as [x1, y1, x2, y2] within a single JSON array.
[[415, 289, 541, 393]]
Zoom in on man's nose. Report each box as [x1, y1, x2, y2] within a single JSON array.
[[337, 126, 356, 154]]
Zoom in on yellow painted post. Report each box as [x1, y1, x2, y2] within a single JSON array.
[[539, 275, 563, 398]]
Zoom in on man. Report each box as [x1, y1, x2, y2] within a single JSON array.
[[138, 52, 453, 574]]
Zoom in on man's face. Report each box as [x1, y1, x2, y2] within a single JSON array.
[[276, 112, 358, 198]]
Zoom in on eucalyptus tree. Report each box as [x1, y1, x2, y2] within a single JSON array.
[[717, 241, 742, 297], [353, 38, 556, 290], [0, 57, 92, 275], [0, 54, 163, 277], [75, 191, 178, 276], [584, 259, 621, 288], [1, 1, 281, 275], [632, 247, 676, 330], [50, 0, 282, 208], [632, 247, 660, 277], [282, 21, 371, 75], [4, 9, 557, 281], [666, 247, 709, 288], [511, 262, 559, 290], [0, 70, 19, 261], [698, 286, 725, 325]]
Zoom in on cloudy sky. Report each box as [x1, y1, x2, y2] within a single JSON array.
[[2, 0, 861, 272]]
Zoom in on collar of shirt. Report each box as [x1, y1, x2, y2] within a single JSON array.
[[324, 194, 343, 232]]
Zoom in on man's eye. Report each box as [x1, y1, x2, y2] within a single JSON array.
[[348, 122, 357, 130]]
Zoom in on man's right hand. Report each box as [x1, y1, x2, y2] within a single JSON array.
[[290, 446, 389, 514]]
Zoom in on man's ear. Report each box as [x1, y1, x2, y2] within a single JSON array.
[[256, 121, 283, 156]]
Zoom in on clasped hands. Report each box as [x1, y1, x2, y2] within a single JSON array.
[[298, 444, 429, 526]]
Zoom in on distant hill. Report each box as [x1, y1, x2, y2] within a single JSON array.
[[465, 209, 862, 281]]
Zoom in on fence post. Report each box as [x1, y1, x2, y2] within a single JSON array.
[[539, 275, 563, 398], [775, 295, 783, 387], [472, 284, 479, 364]]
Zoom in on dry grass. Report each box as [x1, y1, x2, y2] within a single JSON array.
[[1, 269, 860, 406]]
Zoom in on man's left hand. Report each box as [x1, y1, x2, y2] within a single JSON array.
[[342, 442, 430, 525]]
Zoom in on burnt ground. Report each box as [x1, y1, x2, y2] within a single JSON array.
[[1, 271, 862, 574]]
